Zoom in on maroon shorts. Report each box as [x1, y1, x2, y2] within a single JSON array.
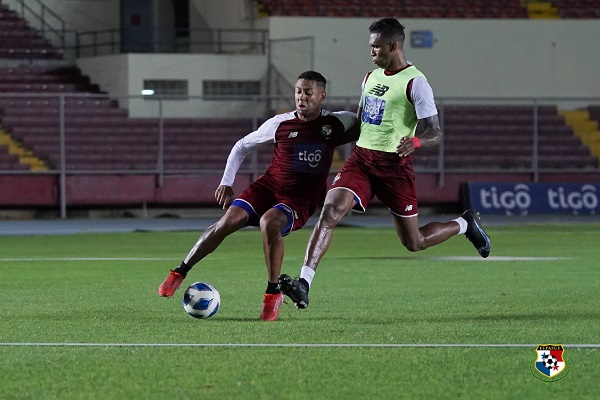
[[232, 176, 317, 236], [329, 146, 418, 217]]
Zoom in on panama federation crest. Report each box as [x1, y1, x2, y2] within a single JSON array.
[[532, 344, 569, 382]]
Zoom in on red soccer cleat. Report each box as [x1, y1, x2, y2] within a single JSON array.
[[259, 293, 284, 321], [158, 270, 184, 297]]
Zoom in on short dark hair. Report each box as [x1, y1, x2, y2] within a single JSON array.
[[369, 18, 405, 42], [298, 70, 326, 90]]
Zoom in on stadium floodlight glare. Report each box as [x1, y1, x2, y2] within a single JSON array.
[[141, 89, 155, 95]]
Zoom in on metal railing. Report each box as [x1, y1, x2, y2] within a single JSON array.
[[3, 1, 268, 61], [0, 93, 599, 217], [68, 28, 269, 59], [3, 0, 66, 52]]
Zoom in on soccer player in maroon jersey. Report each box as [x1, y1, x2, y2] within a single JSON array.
[[279, 18, 491, 310], [158, 70, 359, 321]]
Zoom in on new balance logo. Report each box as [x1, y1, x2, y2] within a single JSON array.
[[288, 131, 298, 138], [368, 84, 389, 97], [404, 205, 413, 212]]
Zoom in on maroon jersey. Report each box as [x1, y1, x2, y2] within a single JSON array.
[[221, 110, 357, 204]]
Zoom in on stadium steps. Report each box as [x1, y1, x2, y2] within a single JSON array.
[[259, 0, 528, 18], [0, 3, 64, 60], [551, 0, 600, 18], [527, 2, 560, 19], [0, 129, 48, 170], [559, 110, 600, 158]]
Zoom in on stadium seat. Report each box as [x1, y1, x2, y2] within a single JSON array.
[[257, 0, 530, 18], [412, 104, 598, 171]]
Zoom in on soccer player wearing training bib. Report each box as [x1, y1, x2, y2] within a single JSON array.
[[279, 18, 491, 310], [158, 71, 359, 321]]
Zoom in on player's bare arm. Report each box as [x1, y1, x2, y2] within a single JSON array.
[[215, 185, 234, 209], [396, 115, 443, 157]]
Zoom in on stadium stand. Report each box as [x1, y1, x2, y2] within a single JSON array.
[[0, 0, 598, 210], [1, 68, 597, 173], [0, 77, 257, 171], [559, 107, 600, 159], [588, 105, 600, 121], [0, 65, 259, 172], [0, 4, 258, 174], [259, 0, 529, 18], [0, 3, 63, 59], [259, 0, 600, 18], [415, 105, 598, 170], [552, 0, 600, 18], [0, 145, 28, 170]]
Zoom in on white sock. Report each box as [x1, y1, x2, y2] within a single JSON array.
[[453, 217, 468, 235], [300, 266, 315, 288]]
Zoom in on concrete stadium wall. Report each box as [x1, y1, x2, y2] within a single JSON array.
[[76, 53, 268, 118], [5, 173, 600, 210], [75, 18, 599, 117], [268, 17, 600, 99], [11, 1, 598, 101]]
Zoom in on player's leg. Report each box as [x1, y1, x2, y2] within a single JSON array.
[[392, 210, 490, 257], [379, 160, 490, 257], [184, 206, 249, 266], [279, 154, 372, 309], [257, 207, 289, 321], [158, 206, 249, 297], [391, 214, 460, 252], [304, 188, 356, 269], [278, 188, 357, 309], [372, 159, 463, 252]]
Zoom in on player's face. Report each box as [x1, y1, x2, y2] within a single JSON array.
[[295, 79, 325, 121], [369, 33, 394, 69]]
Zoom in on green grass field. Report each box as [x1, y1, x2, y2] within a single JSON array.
[[1, 223, 598, 399]]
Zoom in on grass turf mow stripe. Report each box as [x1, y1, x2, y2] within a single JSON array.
[[0, 256, 573, 262], [1, 343, 598, 348]]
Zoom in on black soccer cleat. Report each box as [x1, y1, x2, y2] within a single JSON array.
[[462, 209, 491, 258], [278, 274, 309, 309]]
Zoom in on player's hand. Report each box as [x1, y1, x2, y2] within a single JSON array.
[[396, 136, 415, 157], [215, 185, 234, 209]]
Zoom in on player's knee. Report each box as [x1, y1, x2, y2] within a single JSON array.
[[320, 203, 344, 226], [217, 214, 246, 233], [259, 214, 285, 237], [403, 237, 426, 252]]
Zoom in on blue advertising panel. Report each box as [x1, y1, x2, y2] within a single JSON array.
[[410, 30, 434, 48], [466, 183, 599, 215]]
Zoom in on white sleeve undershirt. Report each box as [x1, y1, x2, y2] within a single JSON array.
[[219, 114, 287, 187], [411, 76, 438, 120], [330, 110, 357, 131]]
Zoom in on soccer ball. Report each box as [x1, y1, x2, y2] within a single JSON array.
[[543, 354, 558, 369], [182, 282, 220, 319]]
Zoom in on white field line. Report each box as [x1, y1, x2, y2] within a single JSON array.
[[0, 343, 598, 348], [0, 256, 572, 262], [412, 256, 573, 261], [0, 257, 180, 262]]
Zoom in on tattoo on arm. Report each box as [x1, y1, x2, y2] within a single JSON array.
[[417, 115, 443, 148]]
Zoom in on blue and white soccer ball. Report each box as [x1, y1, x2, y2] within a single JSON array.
[[182, 282, 220, 319]]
